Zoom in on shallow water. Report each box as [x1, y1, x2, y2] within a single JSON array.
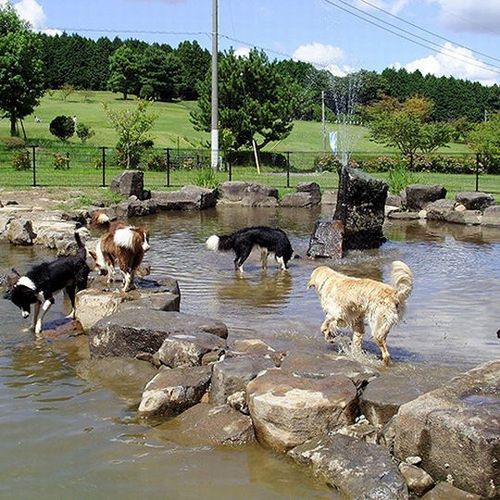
[[1, 206, 499, 498]]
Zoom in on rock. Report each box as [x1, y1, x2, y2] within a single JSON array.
[[405, 184, 447, 211], [151, 185, 216, 210], [336, 417, 380, 444], [455, 192, 495, 212], [321, 190, 338, 205], [386, 193, 403, 207], [209, 355, 275, 404], [360, 369, 457, 427], [218, 181, 278, 207], [76, 278, 181, 331], [76, 357, 157, 406], [158, 331, 226, 368], [425, 199, 456, 221], [152, 403, 255, 446], [232, 338, 276, 357], [421, 482, 481, 500], [393, 360, 499, 498], [399, 462, 434, 496], [334, 166, 388, 252], [280, 182, 321, 208], [387, 210, 421, 220], [114, 199, 158, 218], [280, 351, 378, 390], [247, 368, 357, 452], [138, 365, 212, 417], [444, 210, 482, 225], [6, 219, 36, 245], [110, 170, 146, 199], [227, 390, 248, 414], [89, 309, 228, 358], [306, 219, 344, 259], [289, 434, 408, 499], [481, 205, 500, 227]]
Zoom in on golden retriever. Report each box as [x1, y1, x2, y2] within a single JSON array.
[[307, 261, 413, 365]]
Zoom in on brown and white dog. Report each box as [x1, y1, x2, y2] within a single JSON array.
[[307, 261, 413, 365], [90, 212, 150, 292]]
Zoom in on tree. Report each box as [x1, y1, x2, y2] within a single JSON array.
[[75, 122, 95, 143], [191, 49, 300, 155], [107, 45, 140, 99], [49, 115, 75, 141], [104, 100, 158, 168], [467, 113, 500, 161], [138, 45, 179, 101], [175, 40, 210, 100], [0, 3, 45, 136], [366, 96, 451, 160], [60, 83, 75, 101]]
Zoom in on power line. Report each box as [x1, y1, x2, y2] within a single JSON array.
[[354, 0, 500, 64], [319, 0, 500, 75]]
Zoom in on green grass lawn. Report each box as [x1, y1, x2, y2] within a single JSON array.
[[0, 90, 473, 153]]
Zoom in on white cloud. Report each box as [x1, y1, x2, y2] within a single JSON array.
[[1, 0, 61, 35], [429, 0, 500, 34], [234, 47, 250, 58], [399, 42, 499, 85], [293, 42, 355, 77]]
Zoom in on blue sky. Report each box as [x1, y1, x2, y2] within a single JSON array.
[[3, 0, 500, 85]]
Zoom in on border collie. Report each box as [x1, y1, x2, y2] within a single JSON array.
[[9, 231, 90, 334], [206, 226, 294, 272], [90, 211, 150, 292]]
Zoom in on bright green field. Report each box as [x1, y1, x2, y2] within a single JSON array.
[[0, 90, 472, 153]]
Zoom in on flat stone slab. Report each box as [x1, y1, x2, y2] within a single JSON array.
[[289, 434, 408, 499], [247, 368, 357, 452], [455, 191, 495, 212], [280, 351, 378, 390], [209, 355, 275, 404], [481, 205, 500, 227], [152, 403, 255, 446], [138, 365, 212, 417], [158, 331, 227, 368], [151, 185, 216, 210], [444, 209, 482, 225], [89, 309, 228, 358], [421, 482, 481, 500], [393, 360, 499, 498]]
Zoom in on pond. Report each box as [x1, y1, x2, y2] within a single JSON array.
[[1, 205, 499, 498]]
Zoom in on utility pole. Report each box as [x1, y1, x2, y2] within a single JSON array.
[[211, 0, 219, 170], [321, 90, 326, 154]]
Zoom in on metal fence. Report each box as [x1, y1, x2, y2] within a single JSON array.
[[0, 144, 497, 193]]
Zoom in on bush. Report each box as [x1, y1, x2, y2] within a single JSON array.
[[314, 154, 342, 173], [53, 152, 70, 170], [146, 152, 167, 171], [192, 167, 218, 189], [12, 150, 31, 171], [75, 122, 95, 143], [49, 115, 75, 141], [387, 162, 418, 194]]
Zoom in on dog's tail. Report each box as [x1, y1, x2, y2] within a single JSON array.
[[206, 234, 234, 252], [74, 230, 87, 259], [391, 260, 413, 306], [91, 210, 111, 229]]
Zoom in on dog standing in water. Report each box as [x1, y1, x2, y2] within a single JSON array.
[[307, 261, 413, 365]]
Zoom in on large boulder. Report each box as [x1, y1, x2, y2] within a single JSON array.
[[157, 331, 226, 368], [209, 355, 275, 404], [405, 184, 446, 211], [289, 434, 408, 499], [280, 182, 321, 208], [138, 365, 212, 417], [76, 277, 180, 331], [455, 192, 495, 212], [247, 368, 357, 452], [151, 185, 216, 210], [6, 218, 36, 245], [444, 210, 482, 225], [393, 360, 499, 498], [152, 403, 255, 446], [425, 199, 456, 221], [89, 309, 228, 358], [482, 205, 500, 227], [421, 482, 481, 500], [110, 170, 146, 199], [218, 181, 278, 207], [306, 219, 344, 259], [280, 351, 378, 390]]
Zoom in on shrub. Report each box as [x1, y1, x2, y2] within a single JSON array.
[[53, 152, 70, 170], [12, 150, 31, 171], [314, 154, 342, 173], [75, 122, 95, 143], [49, 115, 75, 141], [192, 167, 218, 189], [146, 153, 167, 171], [2, 136, 25, 149], [387, 162, 418, 194]]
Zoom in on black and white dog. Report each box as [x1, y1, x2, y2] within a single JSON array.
[[9, 231, 90, 334], [206, 226, 294, 272]]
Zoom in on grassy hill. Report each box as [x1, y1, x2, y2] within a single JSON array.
[[0, 90, 471, 154]]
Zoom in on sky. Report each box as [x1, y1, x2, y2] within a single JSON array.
[[2, 0, 500, 85]]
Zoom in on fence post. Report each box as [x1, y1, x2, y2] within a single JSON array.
[[165, 148, 170, 187], [31, 145, 37, 187], [66, 151, 70, 170], [101, 147, 106, 187], [228, 159, 232, 182], [475, 153, 480, 192], [286, 151, 290, 188]]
